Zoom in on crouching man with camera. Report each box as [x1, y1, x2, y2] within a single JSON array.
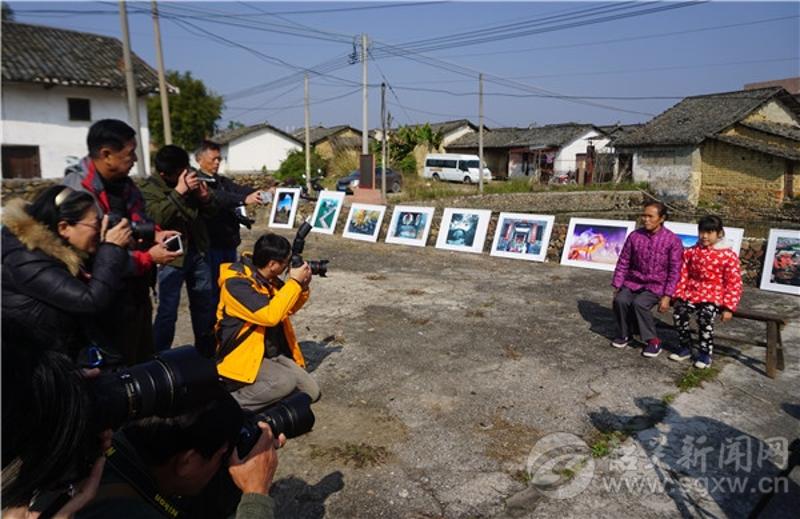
[[216, 233, 321, 411], [75, 389, 283, 519]]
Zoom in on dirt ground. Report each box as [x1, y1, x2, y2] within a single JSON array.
[[172, 217, 799, 518]]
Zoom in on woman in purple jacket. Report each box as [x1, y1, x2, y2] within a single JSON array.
[[611, 201, 683, 358]]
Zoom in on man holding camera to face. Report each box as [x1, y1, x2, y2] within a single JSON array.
[[63, 119, 181, 365], [216, 233, 321, 412], [142, 145, 217, 357]]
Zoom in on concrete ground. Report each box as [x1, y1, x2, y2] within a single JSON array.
[[174, 221, 799, 519]]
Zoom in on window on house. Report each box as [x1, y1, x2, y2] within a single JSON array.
[[68, 98, 91, 121]]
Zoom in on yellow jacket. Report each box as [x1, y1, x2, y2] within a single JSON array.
[[215, 255, 309, 383]]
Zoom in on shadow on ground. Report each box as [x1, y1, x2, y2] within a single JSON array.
[[272, 471, 345, 518], [300, 340, 343, 373]]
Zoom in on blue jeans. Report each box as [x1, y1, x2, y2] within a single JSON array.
[[207, 247, 238, 304], [153, 249, 215, 355]]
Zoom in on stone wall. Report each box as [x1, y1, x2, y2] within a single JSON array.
[[700, 140, 785, 207], [2, 179, 771, 286]]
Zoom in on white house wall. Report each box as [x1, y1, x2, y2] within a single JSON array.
[[1, 83, 150, 178], [440, 126, 475, 148], [632, 146, 700, 203], [553, 130, 610, 173], [221, 128, 301, 173]]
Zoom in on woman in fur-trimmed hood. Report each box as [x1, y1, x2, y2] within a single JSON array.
[[2, 186, 132, 359]]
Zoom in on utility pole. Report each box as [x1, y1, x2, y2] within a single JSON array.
[[304, 74, 311, 194], [381, 82, 387, 201], [478, 72, 484, 194], [119, 1, 145, 176], [151, 0, 171, 145], [361, 33, 369, 156]]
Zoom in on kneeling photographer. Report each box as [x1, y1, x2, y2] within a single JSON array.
[[216, 233, 321, 411]]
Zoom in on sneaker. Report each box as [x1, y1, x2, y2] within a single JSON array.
[[669, 347, 692, 362], [694, 353, 712, 369], [642, 339, 662, 358], [611, 337, 629, 349]]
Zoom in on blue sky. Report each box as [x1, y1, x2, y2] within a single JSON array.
[[8, 1, 800, 133]]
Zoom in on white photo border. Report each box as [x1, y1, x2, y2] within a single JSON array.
[[560, 217, 636, 272], [309, 190, 346, 235], [385, 205, 436, 247], [490, 212, 555, 262], [435, 208, 492, 254], [342, 203, 387, 242], [759, 228, 800, 296], [268, 188, 301, 229], [664, 221, 745, 256]]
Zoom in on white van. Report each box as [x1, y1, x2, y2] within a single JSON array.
[[423, 154, 492, 184]]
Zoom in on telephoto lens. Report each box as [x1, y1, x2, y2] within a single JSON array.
[[89, 346, 220, 430], [236, 392, 315, 459]]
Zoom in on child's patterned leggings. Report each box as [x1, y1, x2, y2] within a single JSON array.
[[673, 300, 720, 355]]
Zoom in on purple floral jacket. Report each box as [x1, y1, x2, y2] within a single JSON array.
[[611, 226, 683, 297]]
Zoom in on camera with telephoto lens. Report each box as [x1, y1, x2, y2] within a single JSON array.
[[236, 392, 315, 459], [106, 211, 155, 247], [291, 221, 329, 277], [234, 205, 256, 230], [89, 346, 221, 430]]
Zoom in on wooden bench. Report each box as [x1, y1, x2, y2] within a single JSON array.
[[732, 309, 788, 379]]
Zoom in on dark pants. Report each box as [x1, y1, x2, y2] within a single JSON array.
[[613, 287, 660, 342], [153, 249, 215, 355], [673, 300, 720, 355], [207, 247, 238, 306]]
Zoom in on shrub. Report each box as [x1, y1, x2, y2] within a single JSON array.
[[398, 154, 416, 176], [275, 149, 326, 184]]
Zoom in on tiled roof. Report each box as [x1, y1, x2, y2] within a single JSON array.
[[2, 21, 167, 94], [715, 134, 800, 161], [212, 123, 302, 146], [739, 120, 800, 142], [447, 123, 597, 149], [291, 125, 362, 144], [614, 87, 800, 147]]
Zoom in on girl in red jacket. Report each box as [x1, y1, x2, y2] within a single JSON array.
[[669, 215, 742, 369]]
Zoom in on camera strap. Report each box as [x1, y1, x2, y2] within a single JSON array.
[[104, 440, 185, 518]]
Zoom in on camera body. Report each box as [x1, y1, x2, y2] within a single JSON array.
[[291, 221, 329, 277], [236, 392, 315, 458], [107, 212, 155, 247]]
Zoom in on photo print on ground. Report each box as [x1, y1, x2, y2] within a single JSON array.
[[664, 221, 745, 256], [310, 190, 346, 235], [490, 212, 555, 262], [268, 187, 301, 229], [385, 205, 436, 247], [342, 203, 386, 242], [435, 208, 492, 254], [759, 228, 800, 295], [560, 217, 636, 272]]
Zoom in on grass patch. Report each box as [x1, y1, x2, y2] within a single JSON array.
[[309, 442, 389, 469], [406, 288, 426, 296], [662, 393, 677, 406], [465, 308, 485, 318], [676, 365, 721, 392], [511, 469, 533, 485], [502, 344, 521, 361], [365, 273, 387, 281], [483, 178, 532, 195], [409, 317, 431, 326], [589, 430, 628, 458]]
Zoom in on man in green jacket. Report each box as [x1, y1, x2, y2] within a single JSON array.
[[142, 145, 217, 356]]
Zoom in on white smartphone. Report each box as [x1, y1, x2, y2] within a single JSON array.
[[164, 234, 183, 254]]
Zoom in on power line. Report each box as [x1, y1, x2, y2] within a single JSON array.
[[367, 48, 413, 125]]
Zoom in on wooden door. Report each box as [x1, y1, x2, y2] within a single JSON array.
[[2, 146, 41, 179]]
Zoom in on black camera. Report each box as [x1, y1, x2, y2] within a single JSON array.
[[236, 392, 315, 459], [89, 346, 221, 431], [107, 211, 155, 247], [235, 205, 256, 230], [291, 221, 329, 277]]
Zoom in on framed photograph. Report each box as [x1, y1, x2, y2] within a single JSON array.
[[310, 191, 345, 235], [490, 213, 555, 262], [342, 203, 386, 242], [560, 218, 636, 271], [759, 229, 800, 295], [385, 205, 435, 247], [664, 221, 745, 256], [268, 188, 301, 229], [435, 208, 492, 254]]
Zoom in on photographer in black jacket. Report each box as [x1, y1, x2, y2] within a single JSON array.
[[194, 140, 270, 303]]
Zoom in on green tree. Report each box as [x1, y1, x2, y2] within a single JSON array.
[[147, 70, 223, 150], [2, 4, 14, 21], [275, 149, 326, 183], [226, 120, 245, 130]]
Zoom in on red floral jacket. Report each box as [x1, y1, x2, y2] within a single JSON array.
[[674, 244, 743, 312]]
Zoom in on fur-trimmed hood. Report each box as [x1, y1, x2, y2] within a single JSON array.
[[2, 198, 84, 276]]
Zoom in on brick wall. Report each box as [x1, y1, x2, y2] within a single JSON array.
[[699, 140, 785, 206]]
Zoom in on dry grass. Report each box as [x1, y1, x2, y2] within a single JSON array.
[[309, 442, 390, 468]]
